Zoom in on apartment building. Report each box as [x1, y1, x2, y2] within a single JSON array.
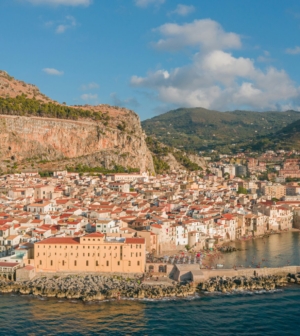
[[262, 184, 286, 199]]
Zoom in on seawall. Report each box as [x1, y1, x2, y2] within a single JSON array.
[[200, 266, 300, 281]]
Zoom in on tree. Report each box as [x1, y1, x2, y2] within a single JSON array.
[[238, 186, 248, 194]]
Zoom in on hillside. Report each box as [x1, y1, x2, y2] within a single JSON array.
[[142, 107, 300, 152], [246, 119, 300, 152], [146, 137, 206, 174], [0, 71, 154, 174]]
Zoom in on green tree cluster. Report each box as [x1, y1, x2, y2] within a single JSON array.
[[0, 94, 108, 121], [66, 164, 139, 174], [153, 156, 170, 174], [237, 186, 248, 194]]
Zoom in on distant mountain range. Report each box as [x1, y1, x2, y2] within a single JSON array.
[[142, 107, 300, 153]]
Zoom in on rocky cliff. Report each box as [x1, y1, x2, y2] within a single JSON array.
[[0, 114, 154, 173], [0, 71, 154, 173]]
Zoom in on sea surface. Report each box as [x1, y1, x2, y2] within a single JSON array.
[[1, 232, 300, 336], [219, 231, 300, 269]]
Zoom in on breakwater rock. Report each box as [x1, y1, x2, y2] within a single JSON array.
[[0, 275, 195, 301], [218, 246, 237, 253], [198, 275, 290, 293]]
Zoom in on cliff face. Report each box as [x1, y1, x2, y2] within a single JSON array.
[[0, 114, 154, 173], [0, 70, 154, 173]]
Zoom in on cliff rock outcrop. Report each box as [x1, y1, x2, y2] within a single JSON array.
[[0, 71, 154, 173], [0, 115, 154, 173]]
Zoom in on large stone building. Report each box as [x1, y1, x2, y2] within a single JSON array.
[[262, 184, 286, 199], [33, 233, 146, 274]]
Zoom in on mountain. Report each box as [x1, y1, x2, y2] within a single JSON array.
[[247, 119, 300, 152], [0, 71, 154, 174], [142, 107, 300, 152]]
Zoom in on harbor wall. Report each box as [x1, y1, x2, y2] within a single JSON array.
[[200, 266, 300, 281]]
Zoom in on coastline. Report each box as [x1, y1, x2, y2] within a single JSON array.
[[2, 270, 300, 302]]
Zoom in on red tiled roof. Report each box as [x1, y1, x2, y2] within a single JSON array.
[[36, 237, 80, 245], [151, 224, 162, 229], [84, 233, 105, 238], [125, 237, 145, 244], [0, 262, 19, 267]]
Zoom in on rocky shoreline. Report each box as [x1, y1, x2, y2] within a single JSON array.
[[198, 273, 300, 293], [0, 275, 195, 302], [2, 273, 300, 302]]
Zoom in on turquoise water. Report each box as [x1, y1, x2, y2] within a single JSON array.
[[1, 232, 300, 335]]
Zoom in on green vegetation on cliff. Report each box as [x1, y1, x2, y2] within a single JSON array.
[[0, 94, 109, 121], [66, 164, 140, 174], [146, 137, 201, 173]]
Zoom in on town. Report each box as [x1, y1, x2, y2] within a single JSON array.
[[1, 148, 300, 282]]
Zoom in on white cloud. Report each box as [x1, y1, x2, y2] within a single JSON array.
[[169, 4, 195, 16], [131, 19, 300, 112], [81, 82, 99, 90], [134, 0, 165, 8], [55, 16, 77, 34], [257, 50, 273, 63], [25, 0, 91, 6], [110, 93, 140, 108], [153, 19, 241, 51], [81, 93, 98, 101], [285, 46, 300, 55], [43, 68, 64, 76]]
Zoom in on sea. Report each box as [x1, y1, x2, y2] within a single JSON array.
[[1, 232, 300, 336]]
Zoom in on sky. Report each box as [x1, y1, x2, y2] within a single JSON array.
[[1, 0, 300, 120]]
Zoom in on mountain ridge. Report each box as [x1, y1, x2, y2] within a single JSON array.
[[142, 107, 300, 152]]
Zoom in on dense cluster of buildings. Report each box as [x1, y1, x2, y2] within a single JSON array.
[[0, 153, 300, 279]]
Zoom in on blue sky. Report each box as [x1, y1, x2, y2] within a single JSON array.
[[1, 0, 300, 120]]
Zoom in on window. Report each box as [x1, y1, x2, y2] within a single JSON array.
[[74, 261, 77, 266], [96, 261, 99, 266], [106, 261, 109, 266], [50, 260, 53, 266], [137, 261, 140, 266], [128, 261, 131, 266], [39, 260, 42, 265], [62, 261, 65, 266], [117, 261, 120, 266], [86, 261, 89, 266]]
